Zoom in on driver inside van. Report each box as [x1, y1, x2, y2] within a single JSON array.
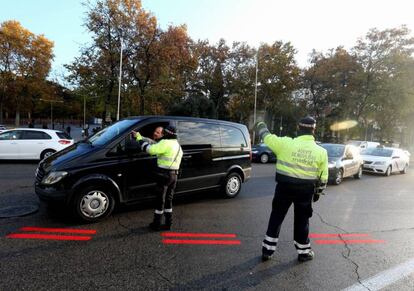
[[132, 126, 164, 145]]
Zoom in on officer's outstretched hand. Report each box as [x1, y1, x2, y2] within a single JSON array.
[[131, 130, 142, 141]]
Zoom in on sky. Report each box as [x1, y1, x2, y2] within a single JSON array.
[[1, 0, 414, 77]]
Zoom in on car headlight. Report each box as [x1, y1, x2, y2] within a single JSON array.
[[252, 150, 259, 154], [374, 161, 386, 165], [42, 171, 68, 185]]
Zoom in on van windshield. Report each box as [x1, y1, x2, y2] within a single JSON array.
[[88, 119, 138, 146]]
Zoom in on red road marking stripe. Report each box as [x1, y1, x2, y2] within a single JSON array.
[[315, 239, 385, 245], [309, 233, 370, 238], [161, 232, 237, 238], [6, 233, 92, 241], [163, 239, 241, 245], [20, 227, 97, 234]]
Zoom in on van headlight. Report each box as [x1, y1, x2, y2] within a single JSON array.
[[42, 171, 68, 185], [374, 161, 386, 165]]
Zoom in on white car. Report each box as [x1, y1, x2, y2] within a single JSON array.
[[0, 125, 6, 133], [0, 128, 74, 160], [361, 147, 410, 176]]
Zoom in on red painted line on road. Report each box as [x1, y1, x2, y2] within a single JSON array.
[[161, 232, 237, 238], [163, 239, 241, 245], [309, 233, 370, 238], [315, 239, 385, 245], [20, 227, 97, 235], [6, 233, 92, 241]]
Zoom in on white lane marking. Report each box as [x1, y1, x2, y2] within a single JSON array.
[[342, 257, 414, 291]]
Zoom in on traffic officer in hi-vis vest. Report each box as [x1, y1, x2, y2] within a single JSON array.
[[132, 125, 183, 231], [255, 116, 328, 262]]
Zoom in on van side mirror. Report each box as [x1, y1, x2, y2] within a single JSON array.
[[125, 138, 140, 153]]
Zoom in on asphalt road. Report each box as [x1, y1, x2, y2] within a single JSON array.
[[1, 162, 414, 290]]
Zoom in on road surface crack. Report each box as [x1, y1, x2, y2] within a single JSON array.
[[315, 211, 371, 291]]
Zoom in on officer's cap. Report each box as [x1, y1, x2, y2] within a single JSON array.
[[298, 116, 316, 129], [164, 125, 177, 137]]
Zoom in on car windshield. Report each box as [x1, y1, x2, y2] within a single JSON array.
[[321, 144, 345, 158], [88, 119, 138, 146], [361, 148, 393, 157]]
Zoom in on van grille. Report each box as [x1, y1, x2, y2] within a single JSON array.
[[35, 166, 45, 184]]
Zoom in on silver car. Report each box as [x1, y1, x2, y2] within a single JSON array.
[[321, 143, 364, 185]]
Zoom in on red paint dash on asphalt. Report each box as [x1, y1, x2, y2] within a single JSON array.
[[161, 232, 237, 238], [309, 233, 370, 238], [6, 233, 92, 241], [163, 239, 241, 245], [315, 239, 385, 245], [20, 227, 97, 234]]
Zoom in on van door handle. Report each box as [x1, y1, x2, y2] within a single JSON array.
[[183, 155, 192, 160]]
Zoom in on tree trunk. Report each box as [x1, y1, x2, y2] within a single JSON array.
[[15, 110, 20, 127]]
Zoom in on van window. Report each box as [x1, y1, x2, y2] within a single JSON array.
[[220, 125, 247, 148], [89, 119, 138, 146], [177, 122, 220, 147]]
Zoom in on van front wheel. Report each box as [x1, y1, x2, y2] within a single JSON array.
[[73, 186, 115, 222], [222, 173, 242, 198]]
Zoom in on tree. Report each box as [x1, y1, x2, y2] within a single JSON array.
[[353, 26, 414, 140], [0, 20, 54, 125]]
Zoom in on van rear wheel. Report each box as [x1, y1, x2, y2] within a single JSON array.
[[222, 172, 242, 198], [73, 185, 115, 222]]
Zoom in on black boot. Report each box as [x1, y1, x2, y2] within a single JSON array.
[[162, 212, 173, 230], [298, 250, 315, 262], [149, 213, 162, 231]]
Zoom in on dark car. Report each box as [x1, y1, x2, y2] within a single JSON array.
[[320, 143, 363, 185], [35, 116, 252, 222], [252, 143, 276, 163]]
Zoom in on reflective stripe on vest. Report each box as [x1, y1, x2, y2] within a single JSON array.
[[148, 139, 183, 170], [264, 134, 329, 183]]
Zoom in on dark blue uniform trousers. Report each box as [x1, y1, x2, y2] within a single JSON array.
[[262, 182, 314, 256]]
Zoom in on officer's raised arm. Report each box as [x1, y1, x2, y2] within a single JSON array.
[[254, 122, 285, 154]]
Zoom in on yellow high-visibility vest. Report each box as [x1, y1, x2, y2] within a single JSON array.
[[264, 134, 328, 183], [144, 139, 183, 170]]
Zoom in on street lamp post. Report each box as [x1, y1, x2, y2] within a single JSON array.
[[252, 51, 259, 144], [117, 37, 123, 121], [39, 99, 64, 129]]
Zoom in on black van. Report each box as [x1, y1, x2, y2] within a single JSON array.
[[35, 116, 252, 222]]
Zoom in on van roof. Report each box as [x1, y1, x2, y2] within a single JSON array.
[[124, 115, 248, 129]]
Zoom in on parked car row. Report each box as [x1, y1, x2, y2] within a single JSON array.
[[252, 141, 410, 185]]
